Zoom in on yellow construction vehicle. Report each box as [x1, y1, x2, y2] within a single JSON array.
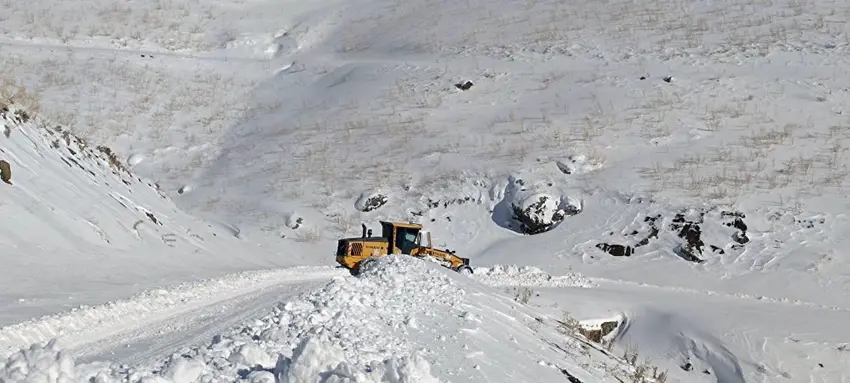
[[335, 221, 473, 276]]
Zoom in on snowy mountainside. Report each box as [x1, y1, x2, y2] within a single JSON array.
[[1, 0, 850, 381], [0, 103, 320, 327], [172, 0, 850, 236], [1, 255, 663, 383]]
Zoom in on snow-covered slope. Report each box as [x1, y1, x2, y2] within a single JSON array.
[[3, 0, 850, 381], [0, 103, 325, 327]]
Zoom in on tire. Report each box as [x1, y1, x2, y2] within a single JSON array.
[[455, 265, 474, 276]]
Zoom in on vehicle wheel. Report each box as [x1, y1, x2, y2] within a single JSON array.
[[456, 265, 474, 275]]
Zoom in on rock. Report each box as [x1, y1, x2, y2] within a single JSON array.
[[512, 194, 565, 235], [493, 174, 580, 235], [634, 214, 661, 248], [455, 80, 473, 90], [355, 192, 388, 212], [732, 231, 749, 244], [555, 154, 601, 175], [577, 320, 619, 343], [596, 243, 633, 257], [721, 210, 750, 245], [0, 159, 11, 185], [286, 213, 303, 229], [669, 211, 706, 263]]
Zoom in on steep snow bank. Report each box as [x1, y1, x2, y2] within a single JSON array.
[[0, 104, 321, 326], [1, 256, 663, 382]]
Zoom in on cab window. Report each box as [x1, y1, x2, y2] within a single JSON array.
[[395, 227, 419, 254]]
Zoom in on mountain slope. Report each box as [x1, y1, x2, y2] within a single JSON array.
[[0, 100, 323, 328]]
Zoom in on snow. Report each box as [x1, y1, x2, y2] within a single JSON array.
[[0, 265, 342, 359], [471, 264, 595, 288], [3, 0, 850, 380], [0, 106, 328, 327], [1, 256, 659, 382]]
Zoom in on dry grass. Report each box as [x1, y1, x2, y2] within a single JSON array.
[[554, 310, 668, 383], [0, 79, 41, 118], [511, 286, 534, 304], [294, 225, 323, 243]]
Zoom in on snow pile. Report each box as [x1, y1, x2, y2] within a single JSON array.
[[260, 255, 464, 364], [0, 340, 109, 383], [1, 255, 654, 382], [0, 337, 438, 383], [472, 264, 595, 288]]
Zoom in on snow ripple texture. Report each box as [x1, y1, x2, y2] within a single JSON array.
[[471, 264, 595, 288]]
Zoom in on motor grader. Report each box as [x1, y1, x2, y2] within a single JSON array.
[[335, 221, 473, 276]]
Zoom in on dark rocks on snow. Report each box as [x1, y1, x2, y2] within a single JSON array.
[[427, 196, 476, 209], [721, 210, 750, 245], [721, 211, 747, 231], [634, 214, 661, 248], [511, 195, 566, 235], [356, 193, 388, 212], [710, 245, 725, 254], [732, 231, 749, 244], [455, 80, 473, 90], [595, 213, 660, 258], [596, 243, 633, 257], [796, 216, 826, 229], [559, 369, 582, 383], [595, 208, 751, 263], [669, 211, 706, 263], [145, 212, 162, 226], [409, 196, 478, 219]]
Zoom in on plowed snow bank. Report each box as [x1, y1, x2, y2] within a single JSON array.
[[1, 256, 649, 382]]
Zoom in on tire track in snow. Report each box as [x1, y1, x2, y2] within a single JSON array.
[[585, 277, 850, 312], [469, 263, 850, 313], [0, 39, 270, 63]]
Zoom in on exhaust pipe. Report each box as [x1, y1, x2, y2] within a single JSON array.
[[362, 223, 367, 238]]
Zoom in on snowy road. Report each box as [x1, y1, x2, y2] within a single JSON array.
[[0, 266, 347, 361], [72, 279, 329, 366]]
